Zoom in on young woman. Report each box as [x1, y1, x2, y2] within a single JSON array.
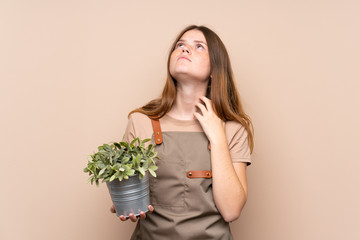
[[111, 25, 254, 240]]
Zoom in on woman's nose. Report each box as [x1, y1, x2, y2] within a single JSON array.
[[182, 47, 191, 54]]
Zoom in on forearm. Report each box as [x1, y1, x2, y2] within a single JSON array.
[[210, 134, 248, 222], [193, 97, 248, 222]]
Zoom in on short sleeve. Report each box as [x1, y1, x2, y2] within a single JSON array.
[[122, 114, 136, 142], [121, 112, 154, 144], [225, 121, 251, 165]]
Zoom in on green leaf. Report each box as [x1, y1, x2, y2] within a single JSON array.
[[103, 144, 111, 151], [132, 154, 137, 166], [87, 176, 93, 183], [114, 142, 121, 149], [148, 168, 157, 177], [118, 173, 123, 181], [135, 154, 141, 165], [109, 175, 116, 182], [114, 151, 121, 161], [147, 144, 154, 152], [96, 162, 106, 169], [125, 169, 135, 176], [122, 156, 130, 164], [120, 141, 129, 149], [130, 138, 139, 147], [149, 165, 158, 171], [138, 167, 145, 176], [99, 167, 106, 176]]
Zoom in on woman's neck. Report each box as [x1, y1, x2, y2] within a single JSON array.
[[168, 81, 208, 120]]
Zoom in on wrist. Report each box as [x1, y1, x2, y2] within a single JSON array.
[[209, 131, 227, 146]]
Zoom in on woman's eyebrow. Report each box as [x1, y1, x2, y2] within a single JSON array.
[[177, 39, 208, 46], [194, 40, 207, 46]]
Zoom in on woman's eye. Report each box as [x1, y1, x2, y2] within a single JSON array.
[[196, 44, 204, 49], [176, 43, 184, 48]]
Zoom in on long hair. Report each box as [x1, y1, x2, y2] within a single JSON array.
[[129, 25, 254, 153]]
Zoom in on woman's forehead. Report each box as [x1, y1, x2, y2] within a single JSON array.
[[179, 29, 207, 43]]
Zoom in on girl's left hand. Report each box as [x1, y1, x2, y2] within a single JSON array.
[[193, 96, 225, 144]]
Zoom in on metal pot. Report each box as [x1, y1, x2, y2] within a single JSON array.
[[106, 173, 150, 218]]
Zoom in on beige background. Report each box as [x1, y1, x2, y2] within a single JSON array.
[[1, 0, 359, 239]]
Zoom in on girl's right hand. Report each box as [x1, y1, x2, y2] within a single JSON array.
[[110, 205, 154, 222]]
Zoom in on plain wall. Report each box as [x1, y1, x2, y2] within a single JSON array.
[[1, 0, 359, 239]]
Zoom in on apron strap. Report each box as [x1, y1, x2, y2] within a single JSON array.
[[151, 118, 163, 145], [187, 170, 212, 179]]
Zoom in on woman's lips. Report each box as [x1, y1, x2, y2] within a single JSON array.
[[178, 56, 191, 62]]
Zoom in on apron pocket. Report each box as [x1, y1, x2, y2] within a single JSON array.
[[149, 156, 186, 208]]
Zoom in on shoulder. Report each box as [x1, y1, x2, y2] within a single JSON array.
[[224, 120, 248, 138], [126, 112, 154, 140], [129, 112, 150, 123], [128, 112, 154, 130]]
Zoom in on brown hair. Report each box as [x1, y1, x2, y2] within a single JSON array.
[[129, 25, 254, 153]]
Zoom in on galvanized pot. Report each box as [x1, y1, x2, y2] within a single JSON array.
[[106, 173, 150, 218]]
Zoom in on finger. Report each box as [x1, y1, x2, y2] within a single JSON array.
[[195, 102, 207, 115], [193, 112, 203, 122], [119, 215, 128, 221], [199, 96, 211, 103], [129, 213, 137, 222], [148, 205, 154, 213], [139, 211, 146, 220], [199, 96, 213, 112], [110, 205, 116, 213]]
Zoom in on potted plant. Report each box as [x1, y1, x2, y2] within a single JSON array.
[[84, 137, 159, 217]]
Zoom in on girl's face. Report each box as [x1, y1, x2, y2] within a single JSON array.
[[169, 29, 211, 83]]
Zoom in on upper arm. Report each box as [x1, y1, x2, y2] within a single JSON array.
[[122, 113, 154, 144], [225, 121, 251, 198], [122, 114, 136, 142], [226, 121, 251, 164]]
